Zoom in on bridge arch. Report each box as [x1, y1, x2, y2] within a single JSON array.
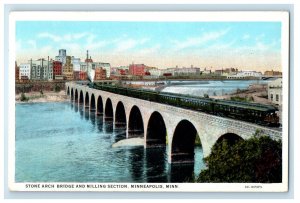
[[85, 92, 89, 108], [171, 120, 201, 164], [79, 90, 84, 105], [97, 95, 103, 115], [75, 89, 78, 103], [67, 86, 70, 96], [90, 94, 96, 111], [105, 98, 113, 120], [115, 101, 126, 128], [146, 111, 166, 147], [128, 105, 144, 138]]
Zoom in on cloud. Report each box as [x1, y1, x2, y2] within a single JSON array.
[[136, 44, 161, 55], [38, 33, 61, 42], [171, 28, 230, 51], [243, 34, 250, 40], [38, 32, 89, 42], [27, 40, 37, 49], [114, 38, 149, 52]]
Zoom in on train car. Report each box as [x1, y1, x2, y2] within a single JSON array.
[[90, 83, 279, 127]]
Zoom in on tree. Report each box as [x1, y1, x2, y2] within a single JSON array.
[[54, 84, 61, 92], [198, 135, 282, 183], [20, 93, 28, 101]]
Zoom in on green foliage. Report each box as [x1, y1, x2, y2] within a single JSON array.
[[230, 96, 254, 102], [195, 134, 202, 146], [54, 84, 61, 92], [198, 136, 282, 183], [20, 93, 29, 102], [203, 94, 209, 98], [40, 89, 43, 95]]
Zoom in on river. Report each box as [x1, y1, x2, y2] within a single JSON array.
[[15, 102, 205, 183]]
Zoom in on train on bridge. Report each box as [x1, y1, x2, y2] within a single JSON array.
[[89, 82, 280, 127]]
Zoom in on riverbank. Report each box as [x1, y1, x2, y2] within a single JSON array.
[[15, 90, 68, 103], [210, 84, 271, 105]]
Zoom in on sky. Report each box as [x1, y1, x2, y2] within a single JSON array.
[[16, 21, 282, 72]]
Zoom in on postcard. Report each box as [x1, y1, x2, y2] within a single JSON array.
[[8, 11, 289, 192]]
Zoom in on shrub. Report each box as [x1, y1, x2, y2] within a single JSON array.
[[198, 135, 282, 183], [54, 84, 61, 92], [20, 93, 29, 102]]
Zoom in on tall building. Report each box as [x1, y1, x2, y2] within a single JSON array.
[[62, 56, 74, 80], [55, 49, 67, 66], [19, 63, 31, 80], [53, 61, 63, 79], [71, 56, 81, 71], [129, 63, 146, 76]]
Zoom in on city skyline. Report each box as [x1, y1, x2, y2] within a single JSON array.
[[16, 21, 282, 71]]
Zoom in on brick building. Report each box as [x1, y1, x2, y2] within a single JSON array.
[[53, 61, 63, 79], [94, 68, 106, 80], [79, 71, 87, 80], [62, 56, 74, 80], [129, 64, 146, 76]]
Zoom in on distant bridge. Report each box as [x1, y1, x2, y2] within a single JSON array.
[[66, 82, 281, 164]]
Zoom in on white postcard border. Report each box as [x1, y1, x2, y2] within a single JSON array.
[[8, 11, 290, 192]]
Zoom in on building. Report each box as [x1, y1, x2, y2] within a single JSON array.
[[15, 62, 19, 82], [92, 62, 111, 78], [53, 61, 63, 80], [55, 49, 67, 66], [173, 67, 200, 76], [268, 78, 282, 106], [79, 71, 87, 80], [264, 70, 282, 77], [73, 71, 80, 80], [19, 63, 31, 80], [62, 56, 74, 80], [227, 70, 262, 79], [129, 63, 146, 76], [71, 56, 81, 71], [94, 67, 106, 80], [201, 68, 212, 75], [44, 57, 53, 81]]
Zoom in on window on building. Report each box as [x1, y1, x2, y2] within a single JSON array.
[[276, 94, 279, 102], [270, 94, 273, 101]]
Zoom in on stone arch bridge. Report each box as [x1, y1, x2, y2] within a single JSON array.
[[66, 82, 281, 164]]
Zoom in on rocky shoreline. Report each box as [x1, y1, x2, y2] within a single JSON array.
[[15, 90, 68, 103]]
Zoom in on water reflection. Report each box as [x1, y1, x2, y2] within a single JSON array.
[[96, 115, 103, 132], [79, 105, 84, 120], [169, 163, 194, 183], [74, 103, 78, 113], [84, 110, 89, 121], [104, 120, 113, 133], [113, 128, 126, 143], [90, 112, 96, 127], [145, 148, 168, 182], [128, 147, 145, 182]]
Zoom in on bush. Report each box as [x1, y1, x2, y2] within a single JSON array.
[[198, 135, 282, 183], [20, 93, 29, 102], [204, 94, 209, 98], [54, 84, 61, 92]]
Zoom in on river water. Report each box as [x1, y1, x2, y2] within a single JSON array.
[[15, 102, 204, 183], [161, 79, 269, 96]]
